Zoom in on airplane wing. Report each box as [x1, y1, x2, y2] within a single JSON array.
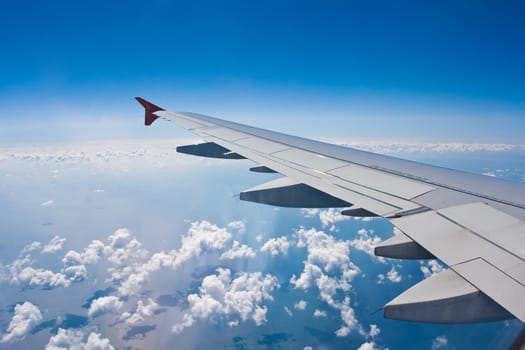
[[136, 97, 525, 324]]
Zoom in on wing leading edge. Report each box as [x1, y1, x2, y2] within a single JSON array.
[[136, 97, 525, 324]]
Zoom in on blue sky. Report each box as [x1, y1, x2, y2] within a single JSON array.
[[0, 0, 524, 142]]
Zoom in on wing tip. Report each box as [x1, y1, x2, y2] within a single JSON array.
[[135, 97, 164, 126]]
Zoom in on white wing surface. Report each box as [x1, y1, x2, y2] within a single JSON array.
[[137, 97, 525, 324]]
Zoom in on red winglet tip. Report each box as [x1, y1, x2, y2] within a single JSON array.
[[135, 97, 164, 126]]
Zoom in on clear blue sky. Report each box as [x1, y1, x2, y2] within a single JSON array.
[[0, 0, 523, 143]]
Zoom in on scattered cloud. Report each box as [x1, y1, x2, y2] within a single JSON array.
[[220, 241, 256, 260], [313, 309, 327, 318], [284, 306, 293, 317], [350, 228, 384, 263], [291, 227, 361, 336], [1, 302, 43, 343], [368, 324, 380, 338], [255, 234, 264, 242], [120, 298, 161, 325], [172, 268, 279, 334], [260, 236, 291, 256], [301, 208, 320, 218], [387, 267, 401, 283], [40, 200, 54, 207], [45, 328, 114, 350], [294, 300, 307, 311], [88, 296, 124, 318], [21, 241, 42, 254], [16, 266, 71, 288], [42, 235, 66, 254], [432, 335, 449, 350], [227, 221, 246, 234], [318, 208, 350, 231], [420, 260, 444, 279], [117, 221, 233, 296], [357, 341, 380, 350], [62, 240, 105, 266]]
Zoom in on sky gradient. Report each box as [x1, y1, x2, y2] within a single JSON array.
[[1, 1, 524, 142]]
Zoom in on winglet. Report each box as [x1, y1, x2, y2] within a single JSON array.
[[135, 97, 164, 126]]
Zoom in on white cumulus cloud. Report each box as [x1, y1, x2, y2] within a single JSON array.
[[42, 235, 66, 254], [117, 221, 233, 296], [420, 260, 444, 278], [172, 268, 279, 334], [227, 220, 246, 234], [313, 309, 327, 318], [88, 296, 123, 318], [318, 208, 350, 231], [290, 227, 362, 336], [1, 302, 42, 343], [45, 328, 114, 350], [16, 266, 70, 288], [349, 228, 384, 262], [21, 241, 42, 254], [260, 236, 291, 256], [368, 324, 380, 338], [387, 267, 401, 283], [294, 300, 307, 310], [40, 200, 54, 207], [357, 341, 380, 350], [220, 241, 256, 260], [120, 298, 161, 325]]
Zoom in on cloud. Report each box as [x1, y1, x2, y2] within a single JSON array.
[[118, 221, 233, 296], [387, 267, 401, 283], [357, 341, 380, 350], [368, 324, 380, 338], [88, 296, 124, 318], [301, 208, 320, 218], [349, 228, 384, 263], [1, 302, 43, 343], [21, 241, 42, 254], [432, 336, 448, 350], [62, 240, 105, 266], [45, 328, 114, 350], [313, 309, 327, 318], [260, 236, 291, 256], [284, 306, 293, 317], [42, 235, 66, 254], [290, 227, 361, 336], [16, 266, 71, 288], [63, 264, 87, 282], [294, 300, 307, 310], [105, 228, 147, 266], [40, 200, 54, 207], [172, 268, 279, 334], [227, 221, 246, 234], [318, 208, 349, 231], [420, 260, 444, 278], [0, 139, 204, 168], [220, 241, 256, 260], [330, 139, 525, 154], [120, 298, 161, 325]]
